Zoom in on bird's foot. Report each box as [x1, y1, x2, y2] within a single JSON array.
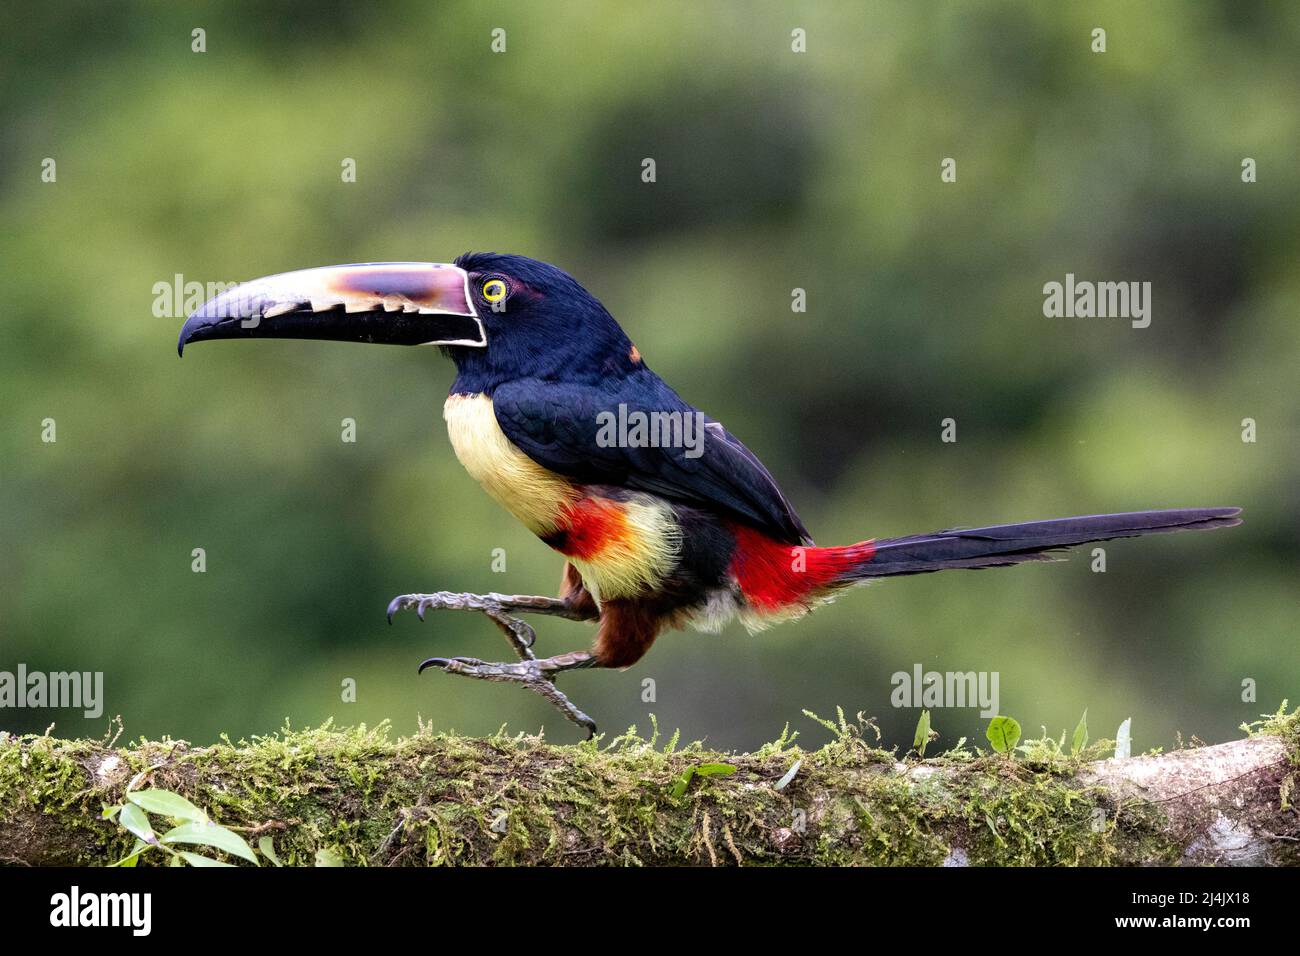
[[420, 650, 599, 738], [387, 590, 594, 624], [390, 592, 541, 660], [393, 591, 601, 735]]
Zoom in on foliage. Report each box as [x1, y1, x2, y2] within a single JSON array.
[[102, 788, 266, 867]]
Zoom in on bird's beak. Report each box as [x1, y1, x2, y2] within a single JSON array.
[[177, 262, 484, 356]]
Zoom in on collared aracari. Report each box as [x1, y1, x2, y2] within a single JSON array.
[[178, 253, 1241, 736]]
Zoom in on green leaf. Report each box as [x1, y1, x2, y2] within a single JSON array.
[[1114, 718, 1132, 759], [127, 788, 208, 823], [118, 803, 158, 844], [179, 852, 235, 867], [693, 763, 736, 777], [985, 716, 1022, 754], [161, 822, 258, 865], [913, 710, 932, 757], [101, 804, 122, 820], [774, 758, 802, 791], [670, 762, 735, 798], [669, 767, 696, 798], [314, 847, 344, 867], [258, 836, 283, 867], [1071, 710, 1089, 755]]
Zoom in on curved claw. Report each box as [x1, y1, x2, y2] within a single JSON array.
[[419, 655, 486, 674], [386, 595, 408, 624]]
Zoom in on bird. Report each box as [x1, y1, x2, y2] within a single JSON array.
[[178, 253, 1242, 736]]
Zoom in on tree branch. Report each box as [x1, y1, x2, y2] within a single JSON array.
[[1, 714, 1296, 866]]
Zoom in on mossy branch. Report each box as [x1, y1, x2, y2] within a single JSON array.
[[2, 709, 1297, 866]]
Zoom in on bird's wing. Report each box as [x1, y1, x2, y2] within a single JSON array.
[[492, 377, 813, 545]]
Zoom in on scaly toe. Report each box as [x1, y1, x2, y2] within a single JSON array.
[[416, 655, 491, 674]]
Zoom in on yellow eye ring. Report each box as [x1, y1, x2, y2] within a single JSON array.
[[482, 278, 508, 303]]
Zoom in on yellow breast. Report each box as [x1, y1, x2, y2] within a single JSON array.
[[442, 392, 680, 602], [443, 393, 577, 535]]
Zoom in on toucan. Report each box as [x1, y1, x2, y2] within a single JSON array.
[[179, 253, 1241, 735]]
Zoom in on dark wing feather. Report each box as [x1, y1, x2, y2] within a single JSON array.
[[492, 377, 812, 545]]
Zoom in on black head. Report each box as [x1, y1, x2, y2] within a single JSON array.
[[448, 252, 637, 392]]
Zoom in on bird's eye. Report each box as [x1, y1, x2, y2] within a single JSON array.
[[481, 278, 508, 303]]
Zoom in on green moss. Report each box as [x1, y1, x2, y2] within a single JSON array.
[[1242, 701, 1300, 811], [2, 707, 1294, 866]]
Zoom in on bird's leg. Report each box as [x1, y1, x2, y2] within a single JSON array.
[[420, 636, 601, 738], [395, 568, 603, 735]]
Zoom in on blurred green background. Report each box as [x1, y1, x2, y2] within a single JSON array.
[[2, 1, 1296, 753]]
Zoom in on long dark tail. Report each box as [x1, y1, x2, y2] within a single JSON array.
[[842, 507, 1241, 580]]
